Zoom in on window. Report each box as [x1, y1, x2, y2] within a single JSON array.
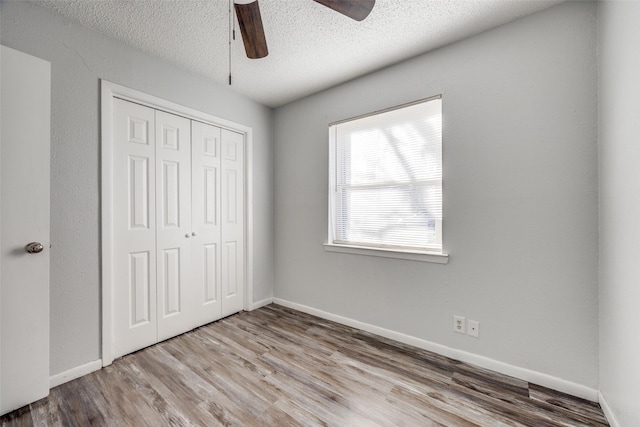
[[328, 96, 443, 257]]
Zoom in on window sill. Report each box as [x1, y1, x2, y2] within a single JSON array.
[[323, 243, 449, 264]]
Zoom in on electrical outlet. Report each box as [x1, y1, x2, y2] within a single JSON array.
[[453, 315, 466, 334], [467, 320, 479, 338]]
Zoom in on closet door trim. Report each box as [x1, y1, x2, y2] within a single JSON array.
[[100, 80, 254, 366]]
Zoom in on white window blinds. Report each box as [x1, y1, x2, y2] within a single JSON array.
[[329, 97, 443, 252]]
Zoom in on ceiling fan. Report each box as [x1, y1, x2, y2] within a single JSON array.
[[233, 0, 376, 59]]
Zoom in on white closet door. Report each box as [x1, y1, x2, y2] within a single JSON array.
[[110, 96, 246, 359], [112, 99, 158, 359], [220, 129, 245, 317], [191, 121, 222, 325], [155, 111, 193, 341]]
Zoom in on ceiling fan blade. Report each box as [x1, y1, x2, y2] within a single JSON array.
[[234, 0, 268, 59], [312, 0, 375, 21]]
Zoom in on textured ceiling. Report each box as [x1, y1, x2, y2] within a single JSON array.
[[30, 0, 563, 107]]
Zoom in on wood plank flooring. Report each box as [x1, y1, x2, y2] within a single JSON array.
[[1, 304, 609, 426]]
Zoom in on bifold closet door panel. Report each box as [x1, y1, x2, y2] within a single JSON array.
[[113, 99, 158, 359], [221, 129, 245, 317], [155, 110, 194, 341], [191, 121, 223, 325]]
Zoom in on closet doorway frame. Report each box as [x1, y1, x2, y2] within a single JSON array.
[[100, 80, 254, 366]]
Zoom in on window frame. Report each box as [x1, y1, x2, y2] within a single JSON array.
[[325, 95, 448, 263]]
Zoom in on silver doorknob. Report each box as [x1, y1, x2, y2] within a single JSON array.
[[185, 234, 190, 238], [25, 242, 44, 254], [191, 232, 196, 236]]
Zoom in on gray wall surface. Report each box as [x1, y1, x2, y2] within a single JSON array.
[[273, 2, 599, 388], [0, 1, 274, 375], [598, 1, 640, 425]]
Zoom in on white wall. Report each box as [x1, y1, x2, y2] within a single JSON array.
[[598, 1, 640, 425], [0, 1, 274, 375], [274, 1, 599, 389]]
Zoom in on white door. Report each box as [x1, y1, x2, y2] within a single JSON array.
[[155, 110, 193, 342], [110, 97, 245, 359], [0, 46, 51, 415], [112, 99, 158, 359], [112, 101, 195, 355], [191, 121, 222, 325], [220, 129, 244, 317]]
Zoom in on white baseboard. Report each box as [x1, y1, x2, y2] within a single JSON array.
[[251, 297, 274, 311], [598, 392, 620, 427], [49, 359, 103, 389], [273, 298, 599, 402]]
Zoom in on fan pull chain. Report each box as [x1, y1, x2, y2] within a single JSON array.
[[233, 9, 236, 41], [228, 0, 232, 85]]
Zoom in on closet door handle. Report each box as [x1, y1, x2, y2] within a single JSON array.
[[185, 234, 190, 238], [191, 232, 196, 237]]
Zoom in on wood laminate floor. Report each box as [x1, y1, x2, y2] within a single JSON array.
[[2, 304, 608, 426]]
